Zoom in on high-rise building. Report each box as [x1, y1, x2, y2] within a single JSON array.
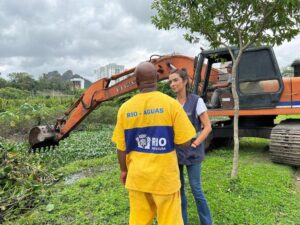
[[95, 63, 125, 85]]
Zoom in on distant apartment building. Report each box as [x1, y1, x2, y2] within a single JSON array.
[[95, 63, 125, 85]]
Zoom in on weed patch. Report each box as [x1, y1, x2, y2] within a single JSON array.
[[6, 136, 300, 225]]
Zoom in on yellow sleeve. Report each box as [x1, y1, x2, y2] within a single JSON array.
[[112, 107, 126, 151], [172, 102, 196, 145]]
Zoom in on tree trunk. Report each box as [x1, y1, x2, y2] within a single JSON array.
[[231, 84, 239, 178], [230, 61, 240, 179]]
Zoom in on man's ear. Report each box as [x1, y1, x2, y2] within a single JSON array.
[[136, 76, 140, 86]]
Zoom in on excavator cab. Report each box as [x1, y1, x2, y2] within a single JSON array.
[[192, 46, 300, 167], [194, 46, 284, 109]]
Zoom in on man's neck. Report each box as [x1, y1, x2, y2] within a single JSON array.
[[140, 87, 157, 93]]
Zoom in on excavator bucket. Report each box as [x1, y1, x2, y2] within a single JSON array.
[[28, 125, 58, 152]]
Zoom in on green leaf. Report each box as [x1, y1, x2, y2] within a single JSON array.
[[10, 121, 16, 127], [4, 166, 12, 173], [46, 203, 55, 212]]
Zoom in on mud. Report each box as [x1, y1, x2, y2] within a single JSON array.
[[64, 165, 112, 185]]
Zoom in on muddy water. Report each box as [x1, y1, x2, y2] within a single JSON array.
[[64, 165, 112, 185]]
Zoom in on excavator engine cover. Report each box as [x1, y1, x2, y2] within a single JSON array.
[[29, 125, 58, 152]]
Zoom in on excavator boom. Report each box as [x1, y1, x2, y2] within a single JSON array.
[[29, 54, 195, 152]]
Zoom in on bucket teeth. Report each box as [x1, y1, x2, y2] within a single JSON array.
[[29, 141, 59, 153]]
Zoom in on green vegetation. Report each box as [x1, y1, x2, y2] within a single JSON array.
[[0, 87, 30, 99], [0, 97, 74, 138], [0, 81, 172, 138], [0, 93, 120, 138], [2, 132, 299, 225], [7, 73, 37, 92], [0, 129, 115, 223], [152, 0, 300, 179], [0, 77, 172, 138], [0, 140, 57, 222], [1, 82, 300, 224], [2, 72, 73, 93], [276, 114, 300, 124], [13, 156, 129, 225], [199, 138, 300, 225], [82, 106, 118, 129]]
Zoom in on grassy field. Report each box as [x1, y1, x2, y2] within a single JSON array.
[[5, 132, 300, 225]]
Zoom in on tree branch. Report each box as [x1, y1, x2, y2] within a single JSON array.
[[252, 3, 277, 43]]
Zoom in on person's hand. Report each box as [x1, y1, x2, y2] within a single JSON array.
[[120, 170, 127, 185], [197, 83, 203, 92], [191, 141, 199, 148]]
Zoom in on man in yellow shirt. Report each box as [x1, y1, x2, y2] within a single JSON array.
[[112, 62, 196, 225]]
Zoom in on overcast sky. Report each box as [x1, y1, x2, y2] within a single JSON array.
[[0, 0, 299, 82]]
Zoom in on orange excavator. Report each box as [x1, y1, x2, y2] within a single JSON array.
[[29, 46, 300, 166], [28, 54, 216, 149]]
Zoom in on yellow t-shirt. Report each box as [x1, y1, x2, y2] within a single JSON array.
[[112, 91, 195, 194]]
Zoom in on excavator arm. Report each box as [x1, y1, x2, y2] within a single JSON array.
[[29, 54, 195, 151]]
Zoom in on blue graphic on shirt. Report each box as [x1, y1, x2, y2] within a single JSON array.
[[125, 126, 174, 154]]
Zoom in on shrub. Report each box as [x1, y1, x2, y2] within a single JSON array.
[[0, 87, 30, 99], [158, 81, 175, 97], [80, 106, 118, 131], [0, 141, 57, 222], [0, 102, 66, 138]]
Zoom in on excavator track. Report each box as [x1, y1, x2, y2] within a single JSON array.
[[270, 120, 300, 167]]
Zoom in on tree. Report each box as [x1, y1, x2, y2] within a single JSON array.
[[0, 78, 8, 88], [281, 65, 294, 77], [8, 72, 37, 91], [158, 81, 175, 97], [37, 73, 72, 93], [152, 0, 300, 178]]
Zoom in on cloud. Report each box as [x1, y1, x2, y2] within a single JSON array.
[[0, 0, 198, 80], [0, 0, 299, 81], [118, 0, 154, 23], [274, 34, 300, 68]]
